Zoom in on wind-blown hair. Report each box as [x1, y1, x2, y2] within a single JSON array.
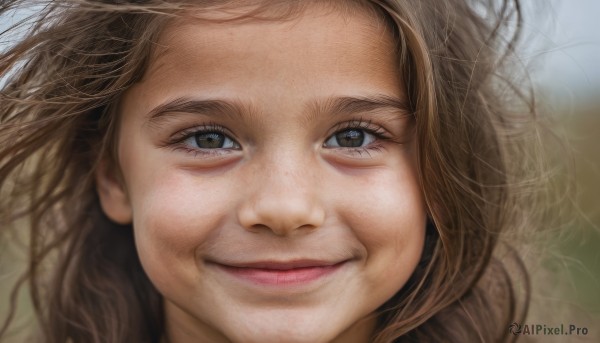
[[1, 0, 542, 342]]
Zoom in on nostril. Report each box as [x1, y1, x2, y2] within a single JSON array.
[[248, 223, 270, 232]]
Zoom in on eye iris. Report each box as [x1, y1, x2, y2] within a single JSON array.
[[194, 132, 225, 149], [336, 129, 364, 147]]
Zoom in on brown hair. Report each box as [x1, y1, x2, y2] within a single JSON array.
[[1, 0, 541, 342]]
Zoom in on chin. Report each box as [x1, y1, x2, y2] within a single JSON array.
[[220, 309, 353, 343], [227, 326, 335, 343]]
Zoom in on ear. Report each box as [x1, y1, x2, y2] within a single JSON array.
[[95, 159, 133, 225]]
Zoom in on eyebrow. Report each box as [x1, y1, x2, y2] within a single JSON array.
[[306, 94, 411, 123], [147, 97, 248, 123], [146, 94, 411, 124]]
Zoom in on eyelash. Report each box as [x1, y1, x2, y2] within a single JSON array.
[[327, 119, 393, 145], [166, 123, 240, 157], [166, 119, 392, 158]]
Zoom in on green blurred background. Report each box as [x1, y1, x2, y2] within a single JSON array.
[[525, 1, 600, 336]]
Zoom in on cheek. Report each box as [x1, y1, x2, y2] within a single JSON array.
[[129, 171, 233, 287], [337, 166, 426, 285]]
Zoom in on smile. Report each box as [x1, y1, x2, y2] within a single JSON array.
[[208, 259, 349, 286]]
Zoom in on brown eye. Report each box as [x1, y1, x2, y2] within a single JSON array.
[[335, 129, 364, 147], [195, 132, 226, 149], [324, 129, 374, 148], [184, 131, 239, 150]]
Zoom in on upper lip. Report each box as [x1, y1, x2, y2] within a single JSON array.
[[210, 259, 347, 270]]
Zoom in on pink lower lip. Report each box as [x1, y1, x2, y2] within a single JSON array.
[[216, 263, 344, 286]]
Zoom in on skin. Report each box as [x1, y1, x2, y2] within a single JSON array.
[[96, 4, 426, 343]]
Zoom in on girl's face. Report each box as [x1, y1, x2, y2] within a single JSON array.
[[97, 4, 426, 343]]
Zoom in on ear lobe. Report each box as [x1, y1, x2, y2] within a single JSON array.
[[95, 159, 133, 225]]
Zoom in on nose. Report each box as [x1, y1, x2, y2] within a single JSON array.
[[237, 156, 325, 236]]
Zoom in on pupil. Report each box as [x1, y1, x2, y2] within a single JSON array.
[[195, 132, 224, 149], [336, 129, 364, 147]]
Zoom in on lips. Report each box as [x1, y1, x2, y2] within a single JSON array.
[[209, 259, 348, 286]]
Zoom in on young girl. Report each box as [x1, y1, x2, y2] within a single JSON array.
[[0, 0, 541, 342]]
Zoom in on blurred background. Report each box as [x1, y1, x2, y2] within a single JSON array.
[[513, 1, 600, 341], [523, 0, 600, 332], [1, 0, 599, 341]]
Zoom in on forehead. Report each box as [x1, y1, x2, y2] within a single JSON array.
[[120, 0, 404, 125], [158, 0, 391, 45], [143, 2, 398, 85]]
